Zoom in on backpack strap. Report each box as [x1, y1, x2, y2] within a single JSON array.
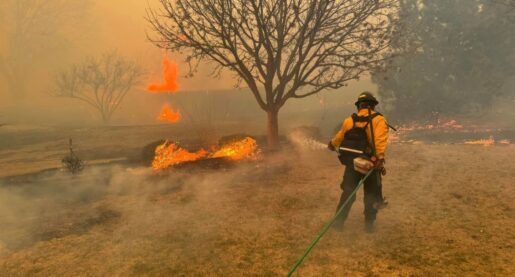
[[374, 112, 397, 131], [353, 113, 381, 122], [367, 108, 377, 156], [351, 113, 358, 128], [370, 112, 382, 120], [352, 112, 381, 129]]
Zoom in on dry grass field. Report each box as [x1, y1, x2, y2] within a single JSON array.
[[0, 125, 514, 276]]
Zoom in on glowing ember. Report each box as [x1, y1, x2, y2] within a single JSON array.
[[498, 139, 511, 145], [464, 136, 495, 146], [152, 141, 208, 170], [147, 54, 180, 93], [158, 104, 181, 123], [152, 137, 260, 170], [211, 137, 260, 160], [441, 119, 464, 129], [396, 119, 466, 133]]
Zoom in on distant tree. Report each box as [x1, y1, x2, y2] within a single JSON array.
[[0, 0, 91, 100], [147, 0, 398, 149], [372, 0, 515, 121], [54, 52, 144, 124]]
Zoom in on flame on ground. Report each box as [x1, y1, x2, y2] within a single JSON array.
[[498, 139, 511, 145], [152, 137, 260, 170], [152, 142, 208, 170], [211, 137, 260, 160], [158, 104, 181, 123], [147, 54, 180, 93], [440, 119, 464, 129], [398, 119, 464, 132], [464, 137, 512, 146], [464, 137, 495, 146]]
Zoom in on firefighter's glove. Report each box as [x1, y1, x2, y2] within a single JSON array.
[[375, 158, 385, 168], [327, 141, 336, 151], [375, 159, 387, 176]]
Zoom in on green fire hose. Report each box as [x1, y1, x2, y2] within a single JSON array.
[[286, 169, 375, 277]]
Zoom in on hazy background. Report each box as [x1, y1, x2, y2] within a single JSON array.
[[0, 2, 514, 275], [0, 0, 374, 132], [2, 0, 513, 134]]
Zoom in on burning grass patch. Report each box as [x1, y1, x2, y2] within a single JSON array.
[[150, 136, 261, 171], [0, 144, 513, 276], [396, 128, 514, 145]]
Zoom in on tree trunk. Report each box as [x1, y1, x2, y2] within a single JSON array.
[[267, 109, 280, 150], [101, 110, 111, 125]]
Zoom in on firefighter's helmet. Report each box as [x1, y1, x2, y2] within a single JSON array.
[[354, 91, 379, 107]]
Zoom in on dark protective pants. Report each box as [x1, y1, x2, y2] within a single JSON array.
[[334, 166, 382, 225]]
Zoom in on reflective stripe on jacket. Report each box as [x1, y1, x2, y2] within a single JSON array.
[[331, 109, 389, 159]]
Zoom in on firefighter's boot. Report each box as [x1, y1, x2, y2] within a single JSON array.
[[365, 220, 375, 233]]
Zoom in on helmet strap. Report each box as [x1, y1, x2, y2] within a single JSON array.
[[358, 102, 375, 110]]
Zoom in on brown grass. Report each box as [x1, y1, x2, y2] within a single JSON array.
[[0, 126, 514, 276]]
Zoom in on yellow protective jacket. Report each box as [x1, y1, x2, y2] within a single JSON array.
[[331, 109, 389, 159]]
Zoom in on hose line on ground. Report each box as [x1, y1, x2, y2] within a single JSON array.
[[286, 169, 375, 277]]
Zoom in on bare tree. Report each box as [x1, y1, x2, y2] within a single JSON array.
[[0, 0, 91, 100], [54, 52, 144, 124], [147, 0, 398, 149]]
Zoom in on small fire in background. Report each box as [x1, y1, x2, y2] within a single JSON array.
[[147, 53, 182, 124], [440, 119, 464, 129], [397, 119, 465, 132], [464, 136, 512, 146], [147, 54, 180, 93], [499, 139, 511, 145], [152, 137, 261, 170], [464, 137, 494, 146], [392, 118, 513, 146], [158, 103, 181, 123]]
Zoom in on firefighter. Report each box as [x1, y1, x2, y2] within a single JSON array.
[[328, 92, 389, 233]]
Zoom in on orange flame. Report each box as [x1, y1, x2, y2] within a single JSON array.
[[398, 119, 465, 132], [147, 54, 180, 93], [441, 120, 464, 129], [464, 136, 494, 146], [152, 142, 207, 170], [211, 137, 260, 160], [152, 137, 260, 170], [498, 139, 511, 145], [158, 104, 181, 123]]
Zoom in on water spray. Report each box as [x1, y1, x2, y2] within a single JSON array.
[[288, 131, 328, 151]]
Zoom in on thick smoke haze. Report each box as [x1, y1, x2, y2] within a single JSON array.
[[0, 1, 514, 275], [0, 0, 376, 129]]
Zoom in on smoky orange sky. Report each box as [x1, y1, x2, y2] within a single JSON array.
[[0, 0, 376, 126], [90, 0, 238, 92]]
